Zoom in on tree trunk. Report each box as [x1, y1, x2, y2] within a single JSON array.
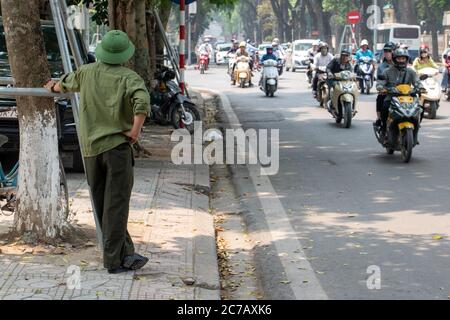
[[1, 0, 69, 242], [108, 0, 152, 88], [394, 0, 418, 25]]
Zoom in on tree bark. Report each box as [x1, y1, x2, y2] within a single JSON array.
[[1, 0, 70, 242], [108, 0, 152, 89]]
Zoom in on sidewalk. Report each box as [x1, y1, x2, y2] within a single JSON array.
[[0, 93, 220, 300]]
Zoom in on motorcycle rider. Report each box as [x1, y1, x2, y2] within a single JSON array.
[[312, 42, 334, 98], [376, 48, 425, 135], [442, 42, 450, 92], [354, 39, 375, 83], [197, 38, 213, 69], [374, 42, 396, 128], [235, 41, 253, 86], [228, 40, 239, 55], [326, 48, 353, 105], [308, 40, 320, 61], [259, 45, 278, 86], [412, 44, 438, 71]]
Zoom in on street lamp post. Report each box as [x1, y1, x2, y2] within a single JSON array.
[[373, 0, 378, 52]]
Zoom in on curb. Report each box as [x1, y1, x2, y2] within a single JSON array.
[[192, 163, 221, 300], [193, 87, 329, 300]]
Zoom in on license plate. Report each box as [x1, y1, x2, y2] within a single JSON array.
[[0, 108, 18, 119]]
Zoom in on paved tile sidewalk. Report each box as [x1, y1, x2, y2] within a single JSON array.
[[0, 160, 219, 300]]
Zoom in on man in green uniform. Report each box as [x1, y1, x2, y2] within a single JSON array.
[[45, 30, 150, 274]]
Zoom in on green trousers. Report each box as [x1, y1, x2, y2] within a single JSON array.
[[84, 143, 135, 269]]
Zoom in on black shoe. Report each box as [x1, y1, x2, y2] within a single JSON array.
[[374, 119, 381, 127], [108, 267, 130, 274], [122, 253, 149, 270]]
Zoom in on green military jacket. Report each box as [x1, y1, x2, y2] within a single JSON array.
[[60, 62, 150, 157]]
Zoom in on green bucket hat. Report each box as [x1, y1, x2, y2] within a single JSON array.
[[95, 30, 135, 65]]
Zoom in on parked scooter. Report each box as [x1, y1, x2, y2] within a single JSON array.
[[327, 70, 359, 128], [199, 53, 209, 74], [150, 67, 201, 134], [313, 65, 329, 108], [260, 59, 279, 97], [373, 84, 423, 163], [356, 56, 374, 95], [417, 67, 441, 119], [233, 56, 252, 88]]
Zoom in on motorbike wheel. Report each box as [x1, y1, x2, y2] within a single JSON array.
[[447, 89, 450, 101], [343, 102, 353, 129], [320, 86, 328, 108], [240, 80, 245, 88], [171, 102, 201, 134], [366, 81, 371, 95], [200, 64, 205, 74], [386, 147, 395, 155], [401, 128, 414, 163], [428, 101, 437, 119], [292, 68, 296, 73]]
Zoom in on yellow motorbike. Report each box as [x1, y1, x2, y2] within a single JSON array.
[[374, 84, 423, 163]]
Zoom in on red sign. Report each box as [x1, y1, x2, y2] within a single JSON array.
[[347, 11, 361, 24]]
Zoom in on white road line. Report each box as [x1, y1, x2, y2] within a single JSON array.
[[193, 87, 328, 300]]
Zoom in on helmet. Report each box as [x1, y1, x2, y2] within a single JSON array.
[[273, 38, 280, 44], [393, 48, 410, 69], [318, 42, 329, 52], [271, 41, 278, 47], [266, 46, 273, 53], [420, 44, 429, 50], [239, 41, 246, 48], [383, 42, 396, 51], [313, 40, 320, 47], [398, 43, 409, 50], [204, 38, 210, 43], [360, 39, 369, 47], [340, 48, 351, 56], [246, 39, 251, 43]]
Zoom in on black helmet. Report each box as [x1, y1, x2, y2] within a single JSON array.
[[318, 42, 329, 51], [383, 42, 396, 52], [393, 48, 410, 69]]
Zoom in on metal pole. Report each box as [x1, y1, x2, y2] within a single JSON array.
[[0, 87, 71, 98], [179, 0, 186, 94], [49, 0, 103, 249], [187, 5, 191, 66], [58, 0, 85, 68], [373, 0, 378, 53]]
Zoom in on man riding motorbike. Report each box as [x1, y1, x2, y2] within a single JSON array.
[[374, 42, 396, 128], [441, 41, 450, 92], [412, 44, 438, 71], [197, 38, 213, 68], [235, 41, 253, 86], [354, 39, 375, 83], [259, 46, 278, 86], [376, 48, 425, 136], [326, 48, 353, 100], [312, 42, 334, 98], [306, 40, 320, 82]]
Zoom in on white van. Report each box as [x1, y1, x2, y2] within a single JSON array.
[[286, 39, 316, 72]]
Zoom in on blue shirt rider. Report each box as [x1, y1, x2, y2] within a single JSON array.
[[260, 46, 278, 63]]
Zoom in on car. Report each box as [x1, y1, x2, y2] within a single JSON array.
[[0, 19, 93, 173], [285, 39, 316, 72], [215, 43, 232, 65]]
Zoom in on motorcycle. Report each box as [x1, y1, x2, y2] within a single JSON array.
[[417, 67, 441, 119], [227, 53, 237, 82], [277, 58, 284, 76], [233, 56, 252, 88], [313, 65, 329, 108], [150, 67, 201, 134], [199, 53, 209, 74], [327, 70, 359, 128], [356, 56, 374, 95], [445, 59, 450, 102], [260, 59, 279, 97], [307, 57, 314, 84], [373, 84, 423, 163]]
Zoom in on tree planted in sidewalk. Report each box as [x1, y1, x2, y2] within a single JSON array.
[[1, 0, 71, 243]]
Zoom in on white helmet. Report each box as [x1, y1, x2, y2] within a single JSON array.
[[273, 38, 280, 45], [360, 39, 369, 47], [313, 40, 320, 47]]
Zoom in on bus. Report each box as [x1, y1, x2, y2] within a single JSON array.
[[375, 23, 421, 62]]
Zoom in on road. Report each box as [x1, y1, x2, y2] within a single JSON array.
[[187, 65, 450, 299]]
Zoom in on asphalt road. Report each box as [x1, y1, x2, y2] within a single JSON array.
[[187, 65, 450, 299]]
